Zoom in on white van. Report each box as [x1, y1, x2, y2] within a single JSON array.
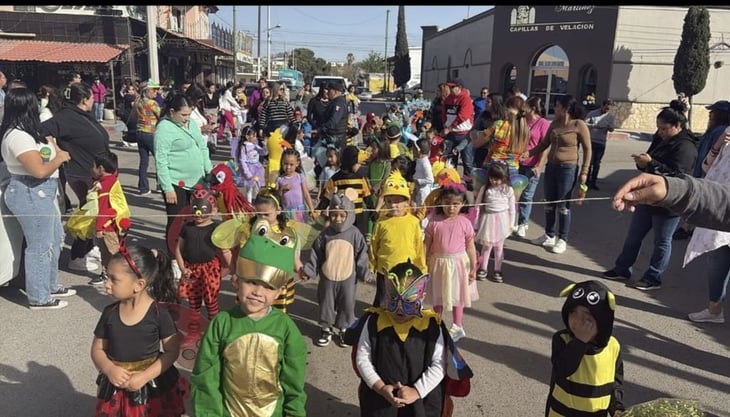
[[312, 76, 348, 96]]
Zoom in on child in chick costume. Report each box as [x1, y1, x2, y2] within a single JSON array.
[[192, 217, 307, 417], [546, 280, 625, 417], [344, 260, 473, 417]]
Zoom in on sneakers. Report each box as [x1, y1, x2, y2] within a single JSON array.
[[602, 269, 630, 281], [550, 239, 568, 254], [88, 246, 102, 262], [449, 324, 466, 343], [489, 271, 504, 283], [51, 287, 77, 297], [688, 308, 725, 324], [628, 279, 661, 291], [139, 190, 152, 196], [89, 273, 107, 286], [335, 330, 350, 348], [68, 256, 99, 273], [515, 224, 528, 238], [532, 234, 556, 247], [29, 299, 68, 310], [476, 269, 489, 281], [316, 328, 333, 347], [588, 182, 600, 191]]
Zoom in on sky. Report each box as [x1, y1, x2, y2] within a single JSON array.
[[213, 6, 494, 63]]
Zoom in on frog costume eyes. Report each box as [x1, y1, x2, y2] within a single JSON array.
[[236, 218, 298, 289]]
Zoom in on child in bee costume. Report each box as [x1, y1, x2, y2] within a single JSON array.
[[546, 280, 625, 417]]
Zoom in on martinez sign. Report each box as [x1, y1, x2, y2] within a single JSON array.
[[509, 5, 596, 33]]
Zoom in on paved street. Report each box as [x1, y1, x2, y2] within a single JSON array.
[[1, 126, 728, 417]]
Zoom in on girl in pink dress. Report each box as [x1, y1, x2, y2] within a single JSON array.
[[424, 184, 478, 342], [474, 162, 515, 283]]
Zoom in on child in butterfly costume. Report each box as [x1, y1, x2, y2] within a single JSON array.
[[344, 260, 473, 417]]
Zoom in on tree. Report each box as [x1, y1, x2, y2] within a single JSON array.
[[392, 5, 411, 91], [358, 51, 386, 73], [672, 6, 710, 130], [289, 48, 331, 83]]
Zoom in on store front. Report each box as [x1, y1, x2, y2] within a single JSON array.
[[485, 6, 617, 114]]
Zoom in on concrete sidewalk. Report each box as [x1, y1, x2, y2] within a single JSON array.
[[1, 130, 728, 417]]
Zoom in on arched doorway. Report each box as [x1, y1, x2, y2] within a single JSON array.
[[580, 65, 598, 111], [502, 64, 517, 96], [528, 45, 569, 115]]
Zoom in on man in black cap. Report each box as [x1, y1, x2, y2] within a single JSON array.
[[320, 81, 349, 149]]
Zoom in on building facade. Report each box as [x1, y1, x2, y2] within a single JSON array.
[[421, 5, 730, 132]]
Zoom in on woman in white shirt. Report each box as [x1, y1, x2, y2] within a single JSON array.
[[186, 83, 217, 154], [0, 88, 72, 310], [217, 81, 242, 143]]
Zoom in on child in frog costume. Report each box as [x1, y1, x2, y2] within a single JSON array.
[[191, 218, 307, 417]]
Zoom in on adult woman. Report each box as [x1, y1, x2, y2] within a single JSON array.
[[217, 81, 242, 142], [515, 96, 550, 237], [135, 80, 161, 195], [295, 82, 314, 113], [472, 95, 528, 175], [685, 131, 730, 323], [602, 101, 697, 290], [523, 95, 591, 255], [186, 83, 217, 156], [1, 88, 73, 309], [471, 93, 505, 169], [39, 86, 64, 123], [154, 94, 213, 242], [259, 82, 294, 137], [91, 76, 107, 122], [42, 83, 111, 276], [429, 83, 450, 132], [306, 84, 329, 142], [255, 86, 272, 136]]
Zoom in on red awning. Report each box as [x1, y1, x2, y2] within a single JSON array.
[[0, 39, 128, 63]]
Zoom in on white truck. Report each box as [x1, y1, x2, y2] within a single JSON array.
[[311, 75, 348, 96]]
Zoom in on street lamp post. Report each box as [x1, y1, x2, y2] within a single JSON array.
[[266, 6, 281, 79]]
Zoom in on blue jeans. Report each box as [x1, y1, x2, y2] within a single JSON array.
[[704, 245, 730, 302], [588, 141, 606, 185], [444, 132, 473, 177], [517, 164, 541, 226], [543, 163, 578, 241], [4, 176, 64, 305], [613, 204, 681, 285], [93, 102, 104, 121], [137, 131, 155, 193]]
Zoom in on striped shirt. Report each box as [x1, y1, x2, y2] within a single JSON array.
[[260, 98, 294, 128], [321, 171, 371, 213]]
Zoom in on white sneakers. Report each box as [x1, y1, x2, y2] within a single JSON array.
[[515, 224, 528, 238], [530, 234, 568, 254], [688, 308, 725, 324], [68, 256, 100, 273], [531, 234, 556, 247], [88, 246, 102, 262], [449, 324, 466, 342], [551, 239, 568, 254]]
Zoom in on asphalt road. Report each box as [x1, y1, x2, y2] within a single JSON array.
[[0, 125, 728, 417]]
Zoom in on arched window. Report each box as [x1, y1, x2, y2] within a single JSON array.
[[502, 64, 517, 95], [529, 45, 569, 115], [580, 65, 598, 110], [464, 49, 473, 69]]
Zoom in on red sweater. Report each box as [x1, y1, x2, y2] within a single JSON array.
[[441, 89, 474, 134], [95, 173, 120, 233]]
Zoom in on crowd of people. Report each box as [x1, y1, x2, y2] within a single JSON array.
[[1, 67, 729, 417]]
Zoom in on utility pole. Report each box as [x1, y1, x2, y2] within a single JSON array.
[[233, 6, 237, 81], [146, 5, 159, 83], [257, 6, 262, 80], [267, 5, 271, 79], [383, 9, 390, 93]]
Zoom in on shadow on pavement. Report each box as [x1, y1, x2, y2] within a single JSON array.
[[0, 361, 96, 416]]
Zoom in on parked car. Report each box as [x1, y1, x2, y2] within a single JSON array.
[[402, 83, 421, 101], [356, 86, 373, 101]]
